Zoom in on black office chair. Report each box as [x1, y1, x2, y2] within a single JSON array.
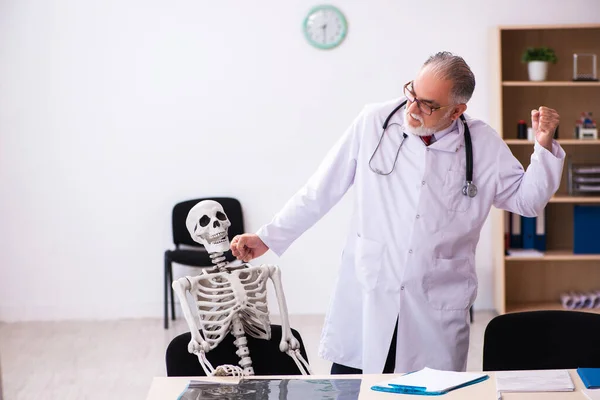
[[166, 325, 310, 376], [164, 197, 245, 329], [482, 310, 600, 371]]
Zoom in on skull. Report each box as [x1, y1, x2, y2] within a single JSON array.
[[186, 200, 231, 254]]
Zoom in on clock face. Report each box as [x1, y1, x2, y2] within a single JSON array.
[[303, 5, 347, 50]]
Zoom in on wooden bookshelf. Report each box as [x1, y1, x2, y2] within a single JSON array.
[[494, 24, 600, 315]]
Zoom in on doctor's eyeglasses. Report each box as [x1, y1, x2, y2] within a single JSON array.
[[403, 81, 453, 116]]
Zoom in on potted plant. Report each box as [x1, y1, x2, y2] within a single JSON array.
[[521, 47, 558, 81]]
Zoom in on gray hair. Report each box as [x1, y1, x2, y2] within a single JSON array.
[[422, 51, 475, 104]]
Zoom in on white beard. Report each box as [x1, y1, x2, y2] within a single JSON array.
[[403, 107, 453, 137]]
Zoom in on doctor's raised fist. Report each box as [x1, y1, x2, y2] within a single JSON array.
[[230, 233, 269, 262], [531, 106, 559, 151]]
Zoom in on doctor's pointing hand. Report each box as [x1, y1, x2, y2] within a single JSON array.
[[230, 51, 565, 375]]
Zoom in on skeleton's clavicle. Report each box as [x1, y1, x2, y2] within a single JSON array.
[[201, 262, 249, 276]]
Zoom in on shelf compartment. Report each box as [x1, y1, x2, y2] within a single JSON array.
[[501, 86, 599, 140], [507, 146, 600, 194], [501, 27, 600, 81], [505, 261, 600, 305]]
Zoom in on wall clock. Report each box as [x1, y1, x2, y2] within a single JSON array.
[[303, 5, 347, 50]]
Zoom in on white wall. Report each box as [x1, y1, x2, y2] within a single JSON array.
[[1, 0, 599, 321]]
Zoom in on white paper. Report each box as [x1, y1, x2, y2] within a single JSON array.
[[577, 184, 600, 192], [376, 367, 487, 392], [496, 370, 574, 393], [507, 249, 544, 257], [574, 167, 600, 174]]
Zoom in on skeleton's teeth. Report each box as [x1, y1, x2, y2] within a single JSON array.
[[205, 233, 227, 244]]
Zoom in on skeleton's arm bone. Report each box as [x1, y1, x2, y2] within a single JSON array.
[[286, 349, 312, 375], [172, 278, 209, 353], [266, 265, 312, 375], [266, 265, 300, 352]]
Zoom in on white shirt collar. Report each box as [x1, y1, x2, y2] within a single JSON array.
[[430, 119, 458, 144]]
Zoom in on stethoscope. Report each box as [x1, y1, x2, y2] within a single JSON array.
[[368, 100, 477, 198]]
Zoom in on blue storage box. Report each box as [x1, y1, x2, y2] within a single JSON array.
[[574, 205, 600, 254]]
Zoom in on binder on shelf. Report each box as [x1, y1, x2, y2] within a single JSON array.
[[510, 212, 522, 248], [574, 205, 600, 254], [521, 216, 536, 249], [535, 208, 546, 251]]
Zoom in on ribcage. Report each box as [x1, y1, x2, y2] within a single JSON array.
[[190, 265, 272, 350], [235, 267, 271, 339]]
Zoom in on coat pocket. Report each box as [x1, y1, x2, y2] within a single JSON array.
[[444, 169, 471, 212], [354, 234, 384, 291], [423, 257, 476, 311]]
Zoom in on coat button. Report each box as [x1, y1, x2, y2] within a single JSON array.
[[416, 214, 420, 219], [421, 181, 425, 185], [408, 249, 413, 254], [400, 286, 405, 291]]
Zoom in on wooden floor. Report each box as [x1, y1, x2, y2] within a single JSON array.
[[0, 311, 495, 400]]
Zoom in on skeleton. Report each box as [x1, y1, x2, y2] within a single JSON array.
[[172, 200, 311, 377]]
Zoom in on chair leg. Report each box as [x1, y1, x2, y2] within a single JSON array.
[[169, 263, 176, 321], [469, 306, 474, 323], [164, 254, 170, 330]]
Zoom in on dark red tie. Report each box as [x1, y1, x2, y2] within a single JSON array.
[[421, 135, 433, 146]]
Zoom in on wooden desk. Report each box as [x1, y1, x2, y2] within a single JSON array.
[[146, 370, 589, 399]]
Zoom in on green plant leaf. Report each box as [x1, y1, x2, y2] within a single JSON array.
[[521, 47, 558, 64]]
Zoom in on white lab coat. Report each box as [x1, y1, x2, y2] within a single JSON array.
[[256, 97, 565, 374]]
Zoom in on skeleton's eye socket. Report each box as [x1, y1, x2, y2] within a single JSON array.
[[199, 215, 210, 227], [216, 211, 227, 221]]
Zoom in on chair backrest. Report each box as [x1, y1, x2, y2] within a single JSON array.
[[166, 325, 310, 376], [482, 310, 600, 371], [172, 197, 245, 248]]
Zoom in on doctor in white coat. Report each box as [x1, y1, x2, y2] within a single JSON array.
[[231, 52, 565, 374]]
